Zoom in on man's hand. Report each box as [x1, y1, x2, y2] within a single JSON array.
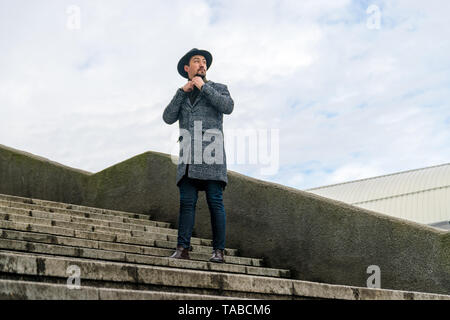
[[192, 76, 205, 90], [182, 81, 194, 93]]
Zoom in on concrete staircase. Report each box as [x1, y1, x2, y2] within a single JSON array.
[[0, 193, 448, 300]]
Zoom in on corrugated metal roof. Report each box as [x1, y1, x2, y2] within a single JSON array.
[[429, 220, 450, 231], [306, 163, 450, 225]]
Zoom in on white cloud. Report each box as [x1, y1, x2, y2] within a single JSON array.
[[325, 163, 384, 185]]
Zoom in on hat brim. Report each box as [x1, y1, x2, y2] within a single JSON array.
[[177, 49, 213, 79]]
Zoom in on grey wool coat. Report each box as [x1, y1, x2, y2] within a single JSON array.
[[162, 80, 234, 190]]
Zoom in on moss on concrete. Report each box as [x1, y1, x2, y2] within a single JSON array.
[[0, 144, 89, 203]]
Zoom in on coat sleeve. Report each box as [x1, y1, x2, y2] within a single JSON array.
[[162, 88, 186, 124], [201, 82, 234, 115]]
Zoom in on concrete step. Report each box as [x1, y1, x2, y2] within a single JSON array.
[[0, 205, 176, 236], [1, 250, 448, 300], [0, 279, 244, 300], [0, 210, 214, 248], [0, 210, 239, 256], [0, 222, 262, 266], [0, 236, 290, 278], [0, 194, 242, 254], [4, 193, 446, 300], [0, 194, 153, 221], [0, 199, 171, 228]]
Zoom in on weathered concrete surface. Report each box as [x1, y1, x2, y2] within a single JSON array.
[[0, 219, 263, 266], [0, 234, 289, 278], [0, 198, 169, 227], [0, 207, 239, 256], [0, 251, 448, 300], [1, 144, 449, 295], [0, 279, 242, 300], [0, 144, 90, 204]]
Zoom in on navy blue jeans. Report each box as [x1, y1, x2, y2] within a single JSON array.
[[177, 175, 226, 251]]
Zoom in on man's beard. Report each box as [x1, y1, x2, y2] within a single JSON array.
[[196, 70, 206, 79]]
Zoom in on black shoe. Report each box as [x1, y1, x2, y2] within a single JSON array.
[[169, 245, 190, 260], [209, 249, 225, 263]]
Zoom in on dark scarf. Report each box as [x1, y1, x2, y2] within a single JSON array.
[[189, 76, 208, 104]]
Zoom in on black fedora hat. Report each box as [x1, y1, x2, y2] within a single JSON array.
[[177, 48, 213, 79]]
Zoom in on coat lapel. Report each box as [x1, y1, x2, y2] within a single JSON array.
[[191, 91, 203, 112], [184, 96, 193, 112], [191, 79, 212, 113]]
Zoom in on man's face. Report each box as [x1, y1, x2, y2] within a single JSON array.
[[184, 55, 207, 80]]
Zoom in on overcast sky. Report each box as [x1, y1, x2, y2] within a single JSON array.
[[1, 0, 449, 190]]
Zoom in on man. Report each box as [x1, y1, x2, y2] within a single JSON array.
[[162, 48, 234, 263]]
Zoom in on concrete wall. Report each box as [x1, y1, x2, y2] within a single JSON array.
[[0, 144, 90, 204], [1, 144, 449, 295]]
